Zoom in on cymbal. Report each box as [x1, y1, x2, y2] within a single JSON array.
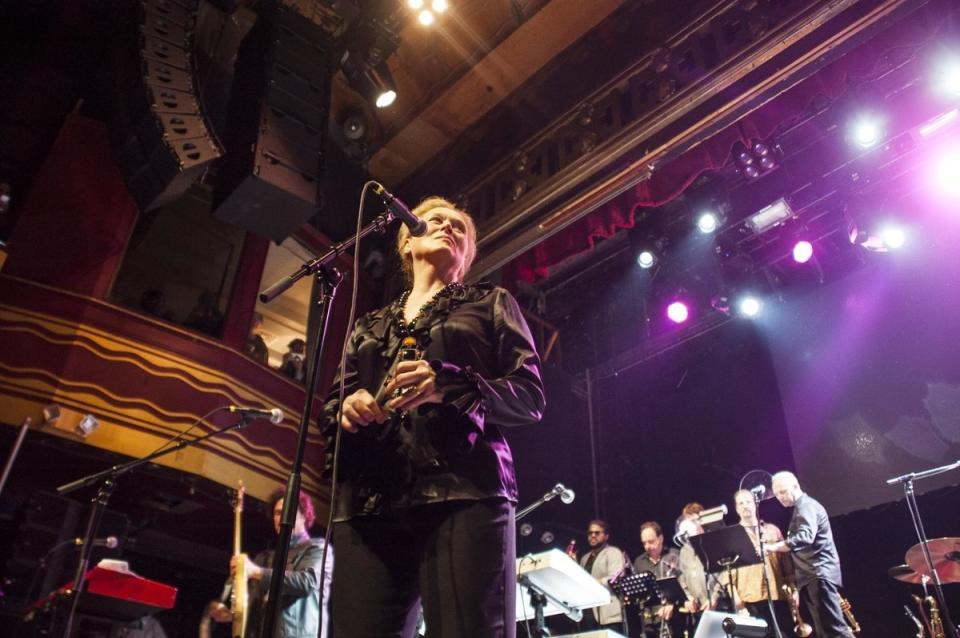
[[888, 564, 926, 584], [905, 537, 960, 584]]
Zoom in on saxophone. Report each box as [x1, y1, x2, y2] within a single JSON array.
[[231, 481, 249, 638], [781, 585, 813, 637], [913, 594, 946, 638], [839, 596, 861, 634]]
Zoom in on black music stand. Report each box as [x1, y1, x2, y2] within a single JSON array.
[[687, 526, 761, 605]]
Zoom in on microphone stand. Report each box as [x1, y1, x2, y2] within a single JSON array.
[[54, 413, 256, 638], [516, 484, 571, 521], [752, 495, 783, 638], [887, 461, 960, 638], [257, 208, 397, 638]]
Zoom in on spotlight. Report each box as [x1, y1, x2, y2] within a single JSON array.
[[696, 212, 720, 234], [431, 0, 449, 12], [746, 198, 793, 234], [792, 240, 814, 264], [540, 530, 555, 544], [519, 523, 533, 537], [637, 250, 657, 269], [936, 56, 960, 97], [919, 109, 959, 138], [342, 55, 399, 109], [880, 226, 906, 250], [932, 146, 960, 198], [667, 301, 689, 324], [407, 0, 424, 8], [738, 296, 763, 318], [850, 116, 884, 148], [418, 9, 435, 25]]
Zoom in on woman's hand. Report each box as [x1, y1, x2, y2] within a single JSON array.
[[206, 601, 232, 623], [384, 360, 443, 412], [340, 389, 389, 432], [230, 553, 263, 580]]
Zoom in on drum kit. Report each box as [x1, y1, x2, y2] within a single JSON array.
[[888, 537, 959, 638], [888, 537, 960, 586]]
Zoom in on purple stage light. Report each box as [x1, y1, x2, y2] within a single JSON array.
[[793, 240, 814, 263], [738, 296, 762, 318], [880, 227, 906, 250], [667, 301, 689, 324], [851, 117, 883, 148], [938, 57, 960, 97], [932, 147, 960, 198], [696, 212, 719, 234]]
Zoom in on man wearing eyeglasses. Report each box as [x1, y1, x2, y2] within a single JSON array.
[[570, 519, 629, 632]]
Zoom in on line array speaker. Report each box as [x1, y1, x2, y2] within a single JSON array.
[[111, 0, 223, 212], [212, 4, 336, 243]]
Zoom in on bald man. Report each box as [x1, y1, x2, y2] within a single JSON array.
[[766, 471, 853, 638]]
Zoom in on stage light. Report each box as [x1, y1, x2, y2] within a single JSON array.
[[919, 109, 959, 138], [850, 117, 884, 148], [667, 301, 689, 324], [431, 0, 449, 12], [342, 55, 399, 109], [738, 296, 763, 318], [408, 0, 424, 8], [637, 250, 656, 269], [792, 240, 814, 264], [936, 57, 960, 97], [418, 9, 435, 25], [746, 198, 793, 234], [880, 226, 906, 250], [932, 147, 960, 198], [696, 212, 719, 234]]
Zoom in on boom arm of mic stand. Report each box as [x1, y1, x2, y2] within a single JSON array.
[[258, 212, 391, 303], [55, 416, 253, 638], [517, 491, 559, 522], [886, 459, 960, 485]]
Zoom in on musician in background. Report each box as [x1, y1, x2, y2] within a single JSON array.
[[723, 489, 797, 637], [209, 489, 332, 638], [575, 519, 629, 631], [633, 521, 681, 637], [765, 471, 853, 638], [676, 503, 722, 612]]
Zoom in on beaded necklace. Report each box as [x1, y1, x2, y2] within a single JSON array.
[[395, 281, 464, 334]]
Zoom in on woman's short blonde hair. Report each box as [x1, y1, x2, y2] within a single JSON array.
[[395, 196, 477, 285]]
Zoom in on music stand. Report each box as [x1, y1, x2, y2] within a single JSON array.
[[656, 576, 686, 605], [687, 525, 761, 605], [516, 549, 611, 638]]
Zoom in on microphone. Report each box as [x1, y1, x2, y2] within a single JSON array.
[[551, 483, 575, 504], [750, 484, 767, 498], [371, 182, 427, 237], [228, 406, 284, 424]]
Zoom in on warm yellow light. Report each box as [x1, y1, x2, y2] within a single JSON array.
[[418, 9, 435, 25], [431, 0, 449, 13], [408, 0, 424, 9]]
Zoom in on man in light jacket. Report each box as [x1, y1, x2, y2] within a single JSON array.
[[577, 519, 629, 631]]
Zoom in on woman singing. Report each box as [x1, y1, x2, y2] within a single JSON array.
[[324, 196, 545, 637]]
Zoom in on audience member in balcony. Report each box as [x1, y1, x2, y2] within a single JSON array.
[[322, 196, 545, 638], [139, 288, 173, 321], [279, 338, 307, 383], [246, 312, 269, 364], [184, 290, 224, 337]]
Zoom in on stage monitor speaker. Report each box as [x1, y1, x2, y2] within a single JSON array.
[[212, 4, 335, 243], [110, 0, 223, 212]]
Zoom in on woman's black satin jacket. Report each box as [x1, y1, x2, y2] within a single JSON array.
[[322, 283, 545, 520]]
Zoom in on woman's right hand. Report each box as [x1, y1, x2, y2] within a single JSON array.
[[340, 389, 388, 432]]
